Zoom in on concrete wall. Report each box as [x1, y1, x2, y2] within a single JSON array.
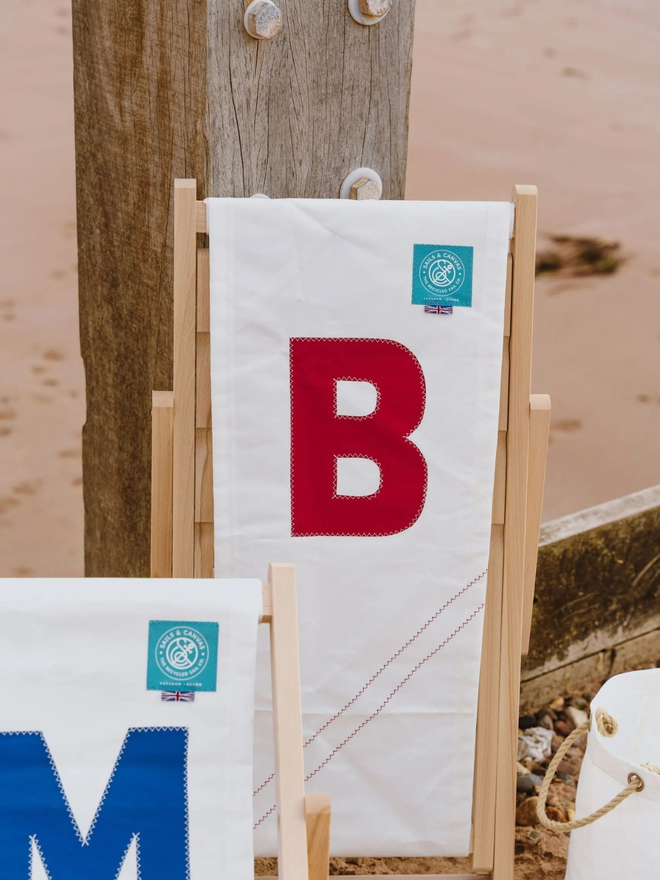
[[520, 485, 660, 710]]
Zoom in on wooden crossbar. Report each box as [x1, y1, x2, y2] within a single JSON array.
[[151, 182, 550, 880]]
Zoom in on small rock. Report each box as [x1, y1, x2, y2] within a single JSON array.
[[549, 697, 565, 712], [538, 713, 554, 731], [554, 720, 572, 737], [528, 830, 542, 841], [567, 808, 575, 821], [551, 734, 564, 752], [558, 758, 580, 775], [517, 761, 529, 777], [572, 696, 588, 710], [546, 805, 567, 823], [519, 714, 538, 730], [517, 774, 543, 795], [516, 795, 539, 826], [557, 771, 573, 785], [566, 706, 589, 729]]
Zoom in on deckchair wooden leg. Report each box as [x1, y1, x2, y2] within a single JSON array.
[[305, 793, 331, 880], [150, 391, 174, 577], [521, 395, 551, 656]]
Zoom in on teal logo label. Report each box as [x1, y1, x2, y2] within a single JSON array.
[[147, 621, 219, 692], [412, 244, 473, 307]]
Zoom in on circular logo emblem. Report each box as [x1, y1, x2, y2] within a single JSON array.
[[155, 626, 210, 682], [419, 249, 466, 298]]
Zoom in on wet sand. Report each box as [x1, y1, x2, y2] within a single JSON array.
[[1, 0, 660, 574]]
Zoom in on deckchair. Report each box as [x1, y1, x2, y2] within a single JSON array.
[[150, 180, 551, 880], [0, 569, 316, 879]]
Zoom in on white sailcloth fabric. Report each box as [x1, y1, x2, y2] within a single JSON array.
[[0, 577, 262, 880], [207, 197, 511, 856]]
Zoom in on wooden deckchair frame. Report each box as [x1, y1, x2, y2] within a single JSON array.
[[150, 180, 551, 880]]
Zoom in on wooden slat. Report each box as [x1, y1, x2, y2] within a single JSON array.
[[262, 580, 273, 624], [196, 333, 211, 427], [492, 186, 537, 880], [150, 391, 173, 578], [491, 432, 507, 526], [269, 563, 309, 880], [498, 340, 509, 432], [305, 793, 331, 880], [172, 179, 198, 577], [471, 524, 504, 872], [503, 254, 512, 339], [521, 395, 551, 656], [195, 427, 213, 523], [197, 247, 210, 332], [196, 200, 207, 234], [194, 522, 214, 578]]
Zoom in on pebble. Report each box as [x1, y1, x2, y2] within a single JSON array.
[[551, 734, 564, 752], [516, 795, 539, 826], [554, 720, 572, 737], [517, 761, 530, 777], [517, 774, 543, 794], [546, 805, 567, 823], [519, 714, 538, 730], [557, 771, 573, 785], [566, 706, 589, 729], [549, 697, 565, 712], [537, 713, 554, 731]]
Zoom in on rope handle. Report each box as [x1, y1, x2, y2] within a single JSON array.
[[536, 715, 645, 832]]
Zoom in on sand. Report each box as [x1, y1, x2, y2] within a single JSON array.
[[1, 2, 660, 561]]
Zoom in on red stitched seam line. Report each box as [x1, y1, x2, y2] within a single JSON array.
[[252, 569, 487, 798], [252, 601, 486, 829]]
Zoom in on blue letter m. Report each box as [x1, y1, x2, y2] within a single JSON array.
[[0, 728, 189, 879]]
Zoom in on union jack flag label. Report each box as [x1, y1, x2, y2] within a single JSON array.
[[161, 691, 195, 702], [424, 304, 454, 315]]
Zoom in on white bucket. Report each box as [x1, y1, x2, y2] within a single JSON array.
[[565, 668, 660, 879]]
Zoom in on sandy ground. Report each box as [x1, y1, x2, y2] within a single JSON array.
[[1, 5, 660, 552], [0, 0, 84, 576]]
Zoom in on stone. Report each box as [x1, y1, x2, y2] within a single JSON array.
[[554, 719, 572, 737], [519, 714, 538, 730], [566, 706, 589, 729], [546, 805, 567, 823], [538, 713, 555, 730], [517, 774, 543, 795], [517, 761, 530, 777], [549, 697, 565, 712], [557, 771, 573, 785], [516, 796, 540, 827], [551, 734, 564, 752]]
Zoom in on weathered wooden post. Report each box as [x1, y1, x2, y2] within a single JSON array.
[[72, 0, 416, 576]]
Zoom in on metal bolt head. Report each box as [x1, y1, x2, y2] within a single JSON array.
[[358, 0, 393, 18], [349, 176, 382, 201], [245, 0, 283, 40]]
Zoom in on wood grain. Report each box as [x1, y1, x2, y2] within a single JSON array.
[[172, 180, 198, 577], [305, 793, 331, 880], [72, 0, 207, 575], [492, 186, 537, 880], [206, 1, 415, 199], [74, 0, 416, 575], [150, 391, 174, 577], [471, 523, 504, 872], [269, 563, 309, 880], [521, 394, 551, 656]]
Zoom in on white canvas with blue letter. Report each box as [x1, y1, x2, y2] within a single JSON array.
[[0, 577, 261, 880], [207, 197, 511, 856]]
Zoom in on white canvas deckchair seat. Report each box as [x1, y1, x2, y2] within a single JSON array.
[[206, 198, 510, 857], [0, 576, 265, 879]]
